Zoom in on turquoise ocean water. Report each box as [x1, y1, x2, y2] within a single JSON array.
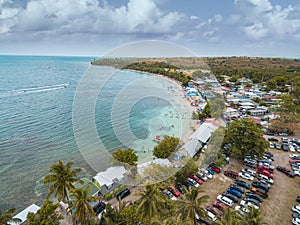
[[0, 55, 192, 211]]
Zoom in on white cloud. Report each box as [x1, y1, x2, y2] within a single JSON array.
[[190, 15, 198, 20], [0, 0, 183, 38], [234, 0, 300, 40]]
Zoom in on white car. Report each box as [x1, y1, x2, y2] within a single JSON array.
[[290, 154, 300, 159], [187, 178, 199, 187], [241, 168, 256, 176], [257, 175, 273, 185], [293, 218, 300, 225], [206, 210, 217, 222], [290, 145, 296, 152], [240, 200, 259, 209], [294, 170, 300, 176], [238, 172, 254, 181], [292, 205, 300, 214], [269, 142, 274, 148], [217, 195, 233, 207], [235, 205, 250, 216], [197, 172, 208, 181]]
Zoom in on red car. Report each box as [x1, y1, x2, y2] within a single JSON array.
[[289, 159, 300, 163], [168, 186, 181, 197], [213, 200, 227, 210], [257, 165, 273, 173], [189, 174, 203, 185], [210, 166, 221, 173], [224, 171, 238, 179], [257, 170, 274, 179]]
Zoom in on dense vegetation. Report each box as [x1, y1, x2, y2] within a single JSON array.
[[224, 119, 268, 159], [153, 135, 180, 158], [123, 61, 191, 86], [111, 148, 138, 167]]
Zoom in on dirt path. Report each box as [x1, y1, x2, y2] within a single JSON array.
[[261, 149, 300, 225]]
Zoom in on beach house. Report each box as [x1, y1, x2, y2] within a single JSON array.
[[8, 204, 40, 225], [92, 166, 127, 195]]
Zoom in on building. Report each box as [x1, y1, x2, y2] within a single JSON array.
[[8, 204, 40, 225], [92, 166, 127, 195], [182, 122, 219, 157]]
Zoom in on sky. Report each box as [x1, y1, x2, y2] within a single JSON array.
[[0, 0, 300, 57]]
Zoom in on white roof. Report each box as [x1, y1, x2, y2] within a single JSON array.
[[93, 166, 126, 187], [182, 123, 218, 157], [239, 102, 255, 106], [9, 204, 40, 225]]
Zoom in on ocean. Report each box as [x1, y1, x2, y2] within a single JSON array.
[[0, 55, 192, 211]]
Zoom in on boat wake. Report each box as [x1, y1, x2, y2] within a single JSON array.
[[0, 83, 70, 98]]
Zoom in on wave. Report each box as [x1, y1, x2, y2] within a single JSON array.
[[0, 83, 70, 98]]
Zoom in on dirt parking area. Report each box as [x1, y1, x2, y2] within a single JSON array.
[[261, 149, 300, 225]]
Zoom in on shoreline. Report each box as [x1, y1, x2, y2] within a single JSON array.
[[122, 68, 198, 162]]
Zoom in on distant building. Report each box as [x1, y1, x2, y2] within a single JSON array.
[[92, 166, 127, 195]]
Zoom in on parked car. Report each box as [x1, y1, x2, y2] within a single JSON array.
[[290, 154, 300, 160], [269, 142, 274, 148], [210, 165, 221, 173], [217, 195, 234, 207], [297, 196, 300, 203], [292, 205, 300, 214], [227, 188, 242, 198], [207, 205, 223, 217], [187, 177, 199, 187], [257, 170, 274, 179], [175, 183, 185, 194], [230, 184, 245, 193], [252, 181, 269, 192], [206, 167, 215, 175], [224, 171, 238, 179], [222, 192, 239, 203], [116, 188, 131, 200], [234, 179, 250, 189], [243, 197, 260, 206], [275, 143, 281, 150], [206, 210, 217, 222], [240, 200, 259, 209], [235, 205, 250, 216], [168, 186, 181, 197], [163, 190, 176, 200], [213, 200, 227, 210], [245, 192, 263, 202], [238, 172, 254, 181], [292, 218, 300, 225], [268, 137, 278, 142], [250, 187, 268, 198], [241, 168, 257, 176], [243, 161, 257, 168], [282, 144, 289, 151], [257, 165, 273, 173], [189, 174, 203, 185], [197, 172, 208, 181], [93, 201, 106, 215], [257, 174, 274, 184]]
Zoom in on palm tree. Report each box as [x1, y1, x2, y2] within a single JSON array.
[[242, 207, 269, 225], [69, 186, 100, 225], [0, 208, 21, 225], [44, 160, 81, 202], [151, 213, 194, 225], [214, 208, 243, 225], [176, 188, 209, 225], [136, 184, 163, 225]]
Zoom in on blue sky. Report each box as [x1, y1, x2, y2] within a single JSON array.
[[0, 0, 299, 57]]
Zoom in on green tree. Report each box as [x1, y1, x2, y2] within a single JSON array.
[[136, 184, 163, 225], [44, 160, 82, 202], [27, 200, 63, 225], [208, 95, 226, 118], [69, 186, 100, 225], [111, 148, 138, 167], [242, 207, 269, 225], [214, 208, 242, 225], [153, 135, 180, 159], [175, 158, 198, 183], [0, 208, 21, 225], [176, 188, 209, 225], [224, 119, 268, 159]]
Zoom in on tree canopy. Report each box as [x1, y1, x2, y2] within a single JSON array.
[[111, 148, 138, 167], [224, 119, 268, 159], [153, 135, 180, 158]]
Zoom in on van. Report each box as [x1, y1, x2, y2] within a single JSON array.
[[217, 195, 233, 207], [206, 211, 217, 222]]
